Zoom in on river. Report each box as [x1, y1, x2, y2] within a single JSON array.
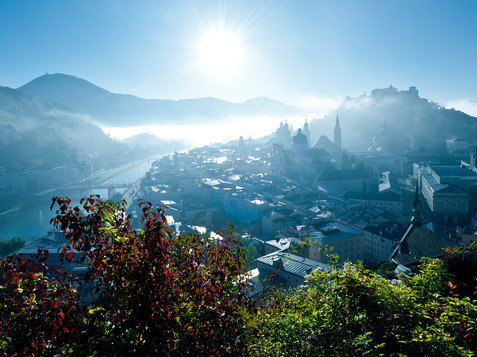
[[0, 155, 164, 240]]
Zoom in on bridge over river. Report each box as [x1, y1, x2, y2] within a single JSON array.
[[0, 155, 162, 240]]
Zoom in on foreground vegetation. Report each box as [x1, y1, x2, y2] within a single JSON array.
[[1, 197, 476, 356], [247, 259, 477, 356]]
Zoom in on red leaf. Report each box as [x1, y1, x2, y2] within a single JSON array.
[[65, 252, 74, 262]]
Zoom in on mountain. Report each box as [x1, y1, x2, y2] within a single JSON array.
[[0, 85, 124, 168], [18, 73, 305, 126], [309, 86, 477, 152], [14, 74, 477, 154]]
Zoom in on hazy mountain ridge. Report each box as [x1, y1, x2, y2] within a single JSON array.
[[19, 73, 305, 126], [8, 74, 477, 157], [0, 86, 124, 168], [119, 133, 187, 156]]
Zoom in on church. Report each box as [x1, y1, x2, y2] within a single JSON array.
[[311, 115, 342, 161], [270, 117, 342, 179]]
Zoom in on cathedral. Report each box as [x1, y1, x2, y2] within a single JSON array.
[[311, 115, 342, 160], [270, 117, 342, 179], [274, 121, 292, 149]]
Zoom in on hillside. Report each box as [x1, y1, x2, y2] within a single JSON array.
[[18, 73, 305, 126], [0, 86, 123, 168], [309, 86, 477, 151], [119, 133, 187, 156]]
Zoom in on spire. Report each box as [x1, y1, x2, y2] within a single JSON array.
[[412, 179, 423, 226], [302, 119, 311, 148], [334, 114, 342, 152]]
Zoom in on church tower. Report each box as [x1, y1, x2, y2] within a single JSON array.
[[238, 136, 246, 156], [334, 115, 342, 152], [276, 121, 292, 149], [303, 120, 311, 148]]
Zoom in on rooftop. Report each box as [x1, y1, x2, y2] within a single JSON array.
[[430, 165, 477, 180], [256, 251, 328, 278], [390, 220, 450, 266]]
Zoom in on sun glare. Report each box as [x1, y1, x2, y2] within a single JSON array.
[[181, 3, 264, 99], [197, 29, 243, 77]]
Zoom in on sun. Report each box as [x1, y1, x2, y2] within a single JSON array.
[[197, 29, 244, 77], [182, 4, 261, 99]]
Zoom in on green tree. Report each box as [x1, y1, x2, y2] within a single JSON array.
[[246, 241, 258, 268], [247, 259, 477, 356]]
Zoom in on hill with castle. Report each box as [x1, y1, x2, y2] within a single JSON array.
[[309, 86, 477, 152]]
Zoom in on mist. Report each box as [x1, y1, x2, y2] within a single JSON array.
[[103, 114, 326, 148]]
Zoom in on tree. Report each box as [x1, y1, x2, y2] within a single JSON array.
[[0, 249, 84, 355], [246, 241, 258, 268], [0, 237, 25, 256], [1, 196, 250, 356], [247, 259, 477, 356]]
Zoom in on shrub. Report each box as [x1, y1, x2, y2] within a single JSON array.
[[1, 196, 250, 356], [247, 259, 477, 356]]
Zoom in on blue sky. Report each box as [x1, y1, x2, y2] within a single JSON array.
[[1, 0, 477, 114]]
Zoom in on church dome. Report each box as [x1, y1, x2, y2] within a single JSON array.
[[292, 128, 308, 150], [293, 128, 307, 145]]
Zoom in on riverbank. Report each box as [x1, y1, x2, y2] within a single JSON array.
[[0, 153, 169, 240], [95, 155, 158, 185]]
